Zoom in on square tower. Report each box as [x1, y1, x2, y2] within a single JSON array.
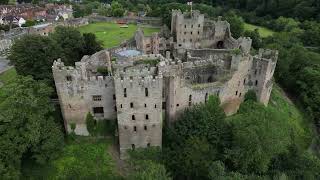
[[171, 10, 204, 49]]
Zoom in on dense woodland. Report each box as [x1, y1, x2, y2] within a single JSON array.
[[0, 0, 320, 179]]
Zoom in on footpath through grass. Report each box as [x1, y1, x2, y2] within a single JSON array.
[[21, 136, 121, 179], [244, 23, 274, 38], [78, 22, 160, 48]]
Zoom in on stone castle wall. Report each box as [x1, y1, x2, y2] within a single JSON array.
[[52, 10, 278, 159], [114, 68, 163, 159]]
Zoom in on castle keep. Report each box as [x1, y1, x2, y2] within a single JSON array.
[[52, 10, 278, 159]]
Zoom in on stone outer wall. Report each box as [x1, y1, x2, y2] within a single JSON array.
[[88, 15, 163, 27], [52, 10, 278, 159]]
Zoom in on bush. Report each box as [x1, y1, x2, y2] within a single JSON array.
[[244, 90, 257, 102], [86, 112, 116, 136], [97, 67, 109, 75], [86, 112, 96, 136]]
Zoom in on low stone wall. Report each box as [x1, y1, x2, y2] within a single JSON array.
[[88, 15, 163, 27]]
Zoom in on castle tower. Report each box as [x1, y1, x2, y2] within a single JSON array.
[[171, 10, 204, 49], [114, 63, 163, 159]]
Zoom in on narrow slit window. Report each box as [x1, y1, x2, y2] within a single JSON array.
[[145, 114, 149, 120], [145, 88, 149, 97], [124, 88, 127, 97], [120, 104, 123, 108], [134, 126, 137, 132], [189, 95, 192, 101], [132, 115, 135, 120], [132, 144, 135, 150], [130, 102, 134, 108], [236, 91, 238, 96], [255, 80, 258, 86], [144, 125, 147, 131]]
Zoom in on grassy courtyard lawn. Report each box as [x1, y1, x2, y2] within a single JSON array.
[[21, 136, 121, 179], [0, 68, 17, 85], [78, 22, 160, 48], [244, 23, 275, 38]]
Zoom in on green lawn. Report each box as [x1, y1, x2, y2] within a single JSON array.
[[244, 23, 274, 38], [78, 22, 160, 48], [21, 136, 120, 179], [0, 68, 16, 86]]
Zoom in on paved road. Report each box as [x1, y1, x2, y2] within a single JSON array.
[[0, 56, 11, 73]]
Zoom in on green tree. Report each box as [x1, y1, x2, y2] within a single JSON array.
[[51, 26, 85, 66], [0, 76, 63, 178], [164, 96, 231, 179], [243, 29, 262, 49], [73, 4, 85, 18], [111, 1, 125, 17], [0, 0, 9, 4], [274, 16, 300, 32], [128, 160, 172, 180], [225, 11, 245, 39], [83, 33, 103, 55], [9, 35, 62, 83], [227, 101, 291, 174], [86, 112, 96, 136]]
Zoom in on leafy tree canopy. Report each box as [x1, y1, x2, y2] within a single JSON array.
[[0, 76, 63, 178]]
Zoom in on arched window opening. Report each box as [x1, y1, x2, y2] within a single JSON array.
[[217, 41, 224, 49]]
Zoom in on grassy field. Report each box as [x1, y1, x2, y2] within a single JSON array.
[[78, 22, 160, 48], [0, 68, 16, 86], [244, 23, 274, 38], [21, 136, 120, 179], [268, 84, 313, 148]]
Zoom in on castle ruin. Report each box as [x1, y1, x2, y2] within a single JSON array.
[[52, 10, 278, 159]]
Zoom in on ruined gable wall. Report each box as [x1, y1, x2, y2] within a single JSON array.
[[52, 60, 90, 135]]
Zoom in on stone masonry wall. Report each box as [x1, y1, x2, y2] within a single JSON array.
[[114, 66, 163, 159]]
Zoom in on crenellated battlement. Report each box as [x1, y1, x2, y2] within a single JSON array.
[[52, 9, 278, 159]]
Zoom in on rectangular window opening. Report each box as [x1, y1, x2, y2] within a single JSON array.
[[92, 95, 102, 101], [93, 107, 104, 114]]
